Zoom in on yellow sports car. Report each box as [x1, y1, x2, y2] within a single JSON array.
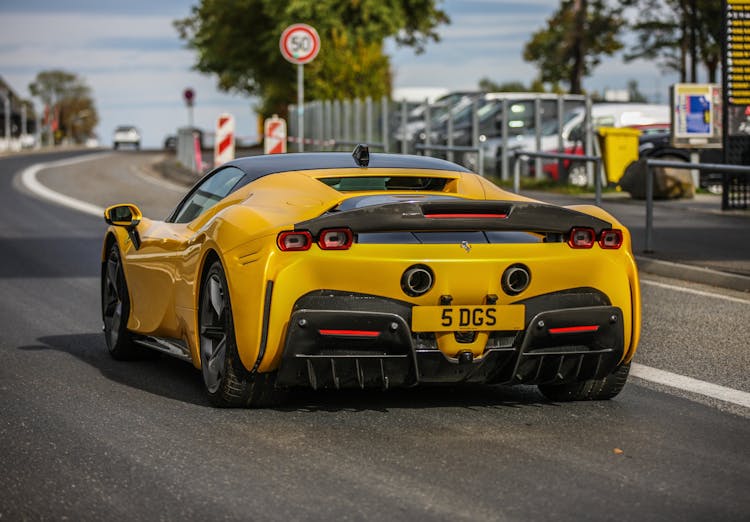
[[102, 146, 640, 407]]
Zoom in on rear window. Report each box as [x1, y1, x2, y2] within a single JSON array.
[[319, 176, 449, 192], [335, 194, 461, 211]]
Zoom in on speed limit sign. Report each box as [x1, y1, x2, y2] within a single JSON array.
[[279, 23, 320, 65]]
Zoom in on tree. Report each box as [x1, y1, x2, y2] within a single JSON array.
[[624, 0, 722, 83], [523, 0, 625, 94], [29, 70, 98, 144], [477, 78, 542, 93], [627, 79, 648, 102], [175, 0, 450, 117]]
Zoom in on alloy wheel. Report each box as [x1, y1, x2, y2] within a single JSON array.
[[200, 273, 229, 393], [103, 248, 124, 348]]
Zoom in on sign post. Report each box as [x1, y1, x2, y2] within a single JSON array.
[[722, 0, 750, 209], [671, 83, 722, 187], [671, 83, 722, 149], [280, 23, 320, 152], [183, 88, 195, 127]]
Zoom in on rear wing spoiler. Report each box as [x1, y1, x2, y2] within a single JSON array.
[[294, 200, 612, 236]]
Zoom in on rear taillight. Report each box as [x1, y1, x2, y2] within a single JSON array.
[[568, 227, 595, 249], [277, 231, 312, 251], [599, 229, 623, 249], [318, 228, 353, 250]]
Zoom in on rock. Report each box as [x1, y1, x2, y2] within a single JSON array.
[[619, 157, 695, 199]]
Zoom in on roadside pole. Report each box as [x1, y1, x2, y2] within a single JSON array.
[[297, 64, 304, 151], [0, 90, 9, 151], [280, 24, 321, 153]]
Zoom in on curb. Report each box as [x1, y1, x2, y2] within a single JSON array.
[[636, 256, 750, 293]]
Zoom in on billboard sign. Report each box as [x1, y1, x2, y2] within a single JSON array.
[[671, 83, 723, 148]]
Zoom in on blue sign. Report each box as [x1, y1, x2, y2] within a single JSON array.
[[686, 95, 710, 134]]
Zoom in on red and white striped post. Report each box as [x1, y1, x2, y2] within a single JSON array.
[[264, 115, 287, 154], [214, 113, 235, 167]]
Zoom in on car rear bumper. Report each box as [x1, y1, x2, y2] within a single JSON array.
[[276, 290, 624, 389]]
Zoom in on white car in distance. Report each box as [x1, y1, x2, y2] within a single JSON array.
[[113, 125, 141, 150]]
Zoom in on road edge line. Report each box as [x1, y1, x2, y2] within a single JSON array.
[[641, 279, 750, 305], [631, 363, 750, 409], [19, 153, 110, 217]]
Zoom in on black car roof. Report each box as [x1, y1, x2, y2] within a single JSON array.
[[224, 152, 471, 182]]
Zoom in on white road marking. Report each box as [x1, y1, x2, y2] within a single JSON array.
[[20, 153, 109, 217], [641, 279, 750, 305], [631, 363, 750, 409]]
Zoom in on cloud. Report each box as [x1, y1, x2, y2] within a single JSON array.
[[0, 10, 260, 146], [0, 0, 683, 147]]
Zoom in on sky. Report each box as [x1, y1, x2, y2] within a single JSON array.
[[0, 0, 682, 148]]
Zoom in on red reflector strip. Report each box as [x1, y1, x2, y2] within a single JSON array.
[[318, 329, 381, 338], [548, 325, 600, 334], [424, 213, 508, 219]]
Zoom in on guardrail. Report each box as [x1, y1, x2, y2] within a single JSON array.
[[513, 150, 604, 206], [643, 159, 750, 253]]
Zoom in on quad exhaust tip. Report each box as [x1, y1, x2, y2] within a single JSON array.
[[502, 264, 531, 296], [402, 265, 434, 297]]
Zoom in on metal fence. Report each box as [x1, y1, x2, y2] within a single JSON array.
[[288, 93, 593, 180], [288, 97, 391, 152]]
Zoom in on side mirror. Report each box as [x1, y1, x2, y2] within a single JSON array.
[[104, 204, 142, 227], [104, 204, 143, 250]]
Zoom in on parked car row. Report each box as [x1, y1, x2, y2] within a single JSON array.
[[483, 103, 671, 185]]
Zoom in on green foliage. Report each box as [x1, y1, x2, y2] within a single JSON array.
[[523, 0, 625, 94], [175, 0, 449, 117], [627, 80, 648, 103], [477, 78, 544, 93], [28, 70, 99, 144], [624, 0, 721, 82]]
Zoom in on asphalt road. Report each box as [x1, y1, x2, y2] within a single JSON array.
[[1, 151, 748, 521]]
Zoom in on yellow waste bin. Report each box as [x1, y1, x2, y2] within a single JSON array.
[[597, 127, 641, 184]]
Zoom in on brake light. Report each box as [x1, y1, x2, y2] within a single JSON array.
[[424, 213, 507, 219], [319, 329, 380, 338], [599, 229, 623, 249], [318, 228, 353, 250], [277, 231, 312, 251], [549, 325, 600, 334], [568, 227, 595, 249]]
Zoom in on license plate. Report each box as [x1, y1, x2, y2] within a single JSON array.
[[411, 305, 525, 332]]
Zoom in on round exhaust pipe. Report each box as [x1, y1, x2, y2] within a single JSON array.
[[501, 264, 531, 296], [401, 265, 434, 297]]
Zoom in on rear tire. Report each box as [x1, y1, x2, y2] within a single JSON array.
[[102, 242, 140, 359], [199, 260, 284, 408], [538, 363, 630, 401]]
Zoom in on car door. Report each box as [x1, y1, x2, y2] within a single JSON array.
[[124, 166, 246, 337]]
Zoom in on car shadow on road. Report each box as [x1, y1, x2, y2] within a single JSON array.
[[279, 385, 552, 413], [18, 333, 554, 411], [18, 333, 209, 407]]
